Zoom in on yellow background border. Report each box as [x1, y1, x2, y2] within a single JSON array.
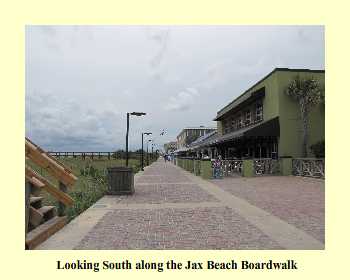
[[0, 0, 347, 278]]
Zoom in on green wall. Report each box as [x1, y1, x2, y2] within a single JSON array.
[[276, 71, 325, 157]]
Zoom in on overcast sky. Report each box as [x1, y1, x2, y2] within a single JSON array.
[[25, 25, 324, 152]]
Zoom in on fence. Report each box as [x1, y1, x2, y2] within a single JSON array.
[[48, 151, 124, 160], [220, 159, 243, 176], [175, 156, 324, 179], [292, 158, 325, 179], [253, 158, 280, 175]]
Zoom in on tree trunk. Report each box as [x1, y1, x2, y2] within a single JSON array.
[[300, 100, 309, 157]]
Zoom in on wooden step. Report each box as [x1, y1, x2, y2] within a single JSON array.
[[29, 206, 44, 228], [26, 175, 45, 188], [37, 206, 57, 221], [26, 175, 45, 196], [30, 196, 43, 209], [26, 167, 74, 206], [25, 216, 67, 249]]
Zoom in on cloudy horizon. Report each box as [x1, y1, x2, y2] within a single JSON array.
[[25, 25, 324, 152]]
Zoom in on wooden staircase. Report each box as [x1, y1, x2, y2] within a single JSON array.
[[25, 138, 77, 249]]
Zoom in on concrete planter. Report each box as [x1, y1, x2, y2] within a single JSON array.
[[200, 159, 213, 179], [194, 160, 201, 176], [242, 160, 254, 177], [280, 157, 293, 176]]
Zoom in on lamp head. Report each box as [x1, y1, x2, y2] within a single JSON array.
[[144, 132, 152, 135], [130, 112, 146, 116]]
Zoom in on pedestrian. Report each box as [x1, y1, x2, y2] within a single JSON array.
[[212, 155, 222, 179], [163, 154, 167, 163]]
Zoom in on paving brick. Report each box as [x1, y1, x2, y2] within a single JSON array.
[[43, 160, 324, 250], [212, 176, 325, 243], [75, 207, 281, 250], [112, 182, 219, 204]]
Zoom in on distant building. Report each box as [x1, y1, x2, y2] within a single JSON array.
[[163, 141, 177, 153], [176, 126, 217, 149]]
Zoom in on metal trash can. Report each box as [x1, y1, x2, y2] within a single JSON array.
[[106, 167, 135, 195]]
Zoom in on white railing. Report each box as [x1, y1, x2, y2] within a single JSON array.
[[254, 158, 280, 175], [292, 158, 325, 179], [221, 159, 243, 176]]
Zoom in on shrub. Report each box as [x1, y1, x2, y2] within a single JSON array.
[[310, 140, 325, 158]]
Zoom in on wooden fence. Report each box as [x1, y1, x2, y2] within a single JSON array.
[[48, 151, 117, 160]]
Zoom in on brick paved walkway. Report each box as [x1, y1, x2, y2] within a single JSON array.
[[38, 159, 324, 250]]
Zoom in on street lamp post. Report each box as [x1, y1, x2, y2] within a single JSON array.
[[126, 112, 146, 166], [141, 132, 152, 171], [147, 139, 152, 166]]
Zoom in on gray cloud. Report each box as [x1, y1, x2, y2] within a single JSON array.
[[165, 87, 200, 112], [148, 27, 171, 68], [26, 91, 123, 151], [26, 25, 324, 151]]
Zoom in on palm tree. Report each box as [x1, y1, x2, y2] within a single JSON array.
[[285, 75, 323, 157]]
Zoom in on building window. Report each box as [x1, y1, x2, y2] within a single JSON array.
[[245, 110, 251, 125], [231, 118, 235, 131], [238, 114, 243, 129], [256, 102, 263, 122], [223, 120, 229, 134]]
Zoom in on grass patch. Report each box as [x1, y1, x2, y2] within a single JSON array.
[[26, 156, 157, 222]]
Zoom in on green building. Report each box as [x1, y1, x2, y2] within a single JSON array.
[[208, 68, 325, 159]]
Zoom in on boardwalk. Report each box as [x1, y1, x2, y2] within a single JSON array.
[[38, 158, 324, 250]]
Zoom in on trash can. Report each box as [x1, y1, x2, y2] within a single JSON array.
[[106, 167, 135, 195]]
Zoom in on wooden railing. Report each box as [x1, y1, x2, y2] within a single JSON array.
[[25, 167, 74, 207], [25, 138, 77, 242]]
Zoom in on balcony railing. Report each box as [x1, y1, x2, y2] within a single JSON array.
[[223, 117, 263, 135]]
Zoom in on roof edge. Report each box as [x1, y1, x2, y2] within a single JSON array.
[[215, 67, 325, 118]]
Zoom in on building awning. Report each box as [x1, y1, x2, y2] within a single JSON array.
[[209, 116, 279, 145], [188, 131, 218, 150], [173, 147, 190, 154]]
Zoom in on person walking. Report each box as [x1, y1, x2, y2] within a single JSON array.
[[212, 155, 223, 179]]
